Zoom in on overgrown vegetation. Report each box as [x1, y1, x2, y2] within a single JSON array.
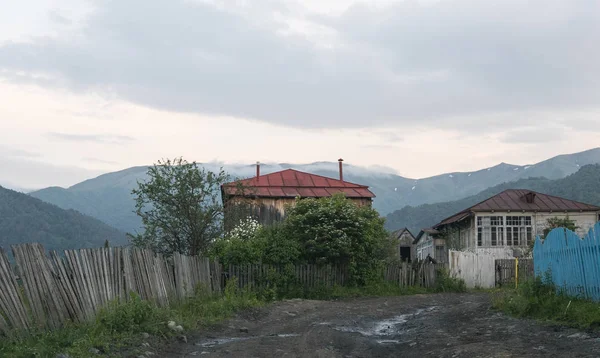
[[211, 194, 396, 287], [0, 280, 261, 358], [492, 274, 600, 330]]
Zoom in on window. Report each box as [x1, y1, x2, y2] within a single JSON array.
[[435, 245, 445, 262], [477, 216, 503, 247], [506, 216, 532, 246]]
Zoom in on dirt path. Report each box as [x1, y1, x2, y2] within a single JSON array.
[[157, 293, 600, 357]]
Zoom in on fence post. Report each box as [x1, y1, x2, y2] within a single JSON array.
[[515, 257, 519, 289]]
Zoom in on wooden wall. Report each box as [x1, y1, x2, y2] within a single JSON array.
[[224, 196, 373, 230]]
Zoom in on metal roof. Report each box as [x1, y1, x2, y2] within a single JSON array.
[[434, 189, 600, 228], [222, 169, 375, 199]]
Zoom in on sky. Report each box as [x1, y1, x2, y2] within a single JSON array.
[[0, 0, 599, 190]]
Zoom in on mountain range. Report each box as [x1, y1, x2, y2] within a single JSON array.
[[0, 186, 128, 252], [384, 164, 600, 234], [28, 148, 600, 234]]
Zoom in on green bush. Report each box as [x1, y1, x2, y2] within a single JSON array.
[[96, 292, 165, 335], [213, 194, 395, 288], [432, 268, 467, 293]]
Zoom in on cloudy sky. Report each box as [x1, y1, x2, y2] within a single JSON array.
[[1, 0, 599, 189]]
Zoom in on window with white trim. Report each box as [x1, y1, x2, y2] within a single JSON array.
[[506, 216, 532, 246], [477, 216, 504, 247]]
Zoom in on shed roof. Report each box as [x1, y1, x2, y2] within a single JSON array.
[[222, 169, 375, 199], [392, 227, 415, 239], [433, 189, 600, 228], [414, 228, 440, 244]]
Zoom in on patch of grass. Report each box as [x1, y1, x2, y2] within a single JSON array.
[[431, 268, 467, 293], [492, 276, 600, 330], [0, 279, 262, 358]]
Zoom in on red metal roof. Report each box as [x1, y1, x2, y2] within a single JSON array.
[[434, 189, 600, 228], [222, 169, 375, 199]]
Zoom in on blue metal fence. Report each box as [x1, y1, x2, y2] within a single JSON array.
[[533, 222, 600, 300]]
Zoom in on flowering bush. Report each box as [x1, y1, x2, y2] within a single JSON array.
[[227, 216, 261, 241]]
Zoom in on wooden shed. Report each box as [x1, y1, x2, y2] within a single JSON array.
[[221, 159, 375, 229]]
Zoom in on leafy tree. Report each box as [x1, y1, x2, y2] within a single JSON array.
[[129, 158, 230, 256], [525, 216, 579, 256], [542, 216, 579, 238], [283, 193, 394, 284], [211, 194, 393, 285]]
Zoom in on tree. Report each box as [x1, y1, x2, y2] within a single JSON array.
[[283, 194, 394, 284], [525, 216, 579, 256], [129, 158, 230, 256], [542, 216, 579, 238]]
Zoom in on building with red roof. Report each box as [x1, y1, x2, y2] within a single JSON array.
[[221, 159, 375, 227], [420, 189, 600, 259]]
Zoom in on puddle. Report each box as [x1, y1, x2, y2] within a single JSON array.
[[198, 337, 251, 348], [332, 306, 438, 339], [197, 333, 300, 347]]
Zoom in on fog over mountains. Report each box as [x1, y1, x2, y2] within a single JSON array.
[[27, 148, 600, 235]]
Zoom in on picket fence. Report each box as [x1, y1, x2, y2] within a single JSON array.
[[534, 222, 600, 300], [222, 264, 349, 290], [384, 262, 446, 288], [223, 261, 446, 290], [0, 243, 449, 336], [0, 244, 220, 335]]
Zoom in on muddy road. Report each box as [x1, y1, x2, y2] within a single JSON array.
[[158, 293, 600, 357]]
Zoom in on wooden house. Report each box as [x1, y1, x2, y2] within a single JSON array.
[[221, 159, 375, 229], [431, 189, 600, 257]]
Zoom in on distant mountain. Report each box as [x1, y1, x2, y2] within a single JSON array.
[[28, 147, 600, 234], [0, 186, 128, 252], [384, 164, 600, 234]]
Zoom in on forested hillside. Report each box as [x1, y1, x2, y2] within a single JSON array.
[[385, 164, 600, 233], [29, 148, 600, 233], [0, 186, 128, 252]]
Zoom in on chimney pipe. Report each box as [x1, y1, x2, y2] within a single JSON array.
[[256, 161, 260, 178], [338, 158, 344, 181]]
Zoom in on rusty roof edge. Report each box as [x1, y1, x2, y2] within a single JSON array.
[[222, 168, 371, 188]]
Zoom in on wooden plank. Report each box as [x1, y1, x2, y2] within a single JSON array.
[[12, 244, 45, 328], [0, 247, 30, 331]]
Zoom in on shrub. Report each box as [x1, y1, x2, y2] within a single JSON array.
[[282, 194, 394, 285], [432, 268, 467, 293]]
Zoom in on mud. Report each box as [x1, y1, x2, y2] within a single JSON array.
[[157, 293, 600, 357]]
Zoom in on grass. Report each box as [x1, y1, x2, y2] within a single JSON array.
[[0, 271, 468, 357], [249, 266, 467, 301], [0, 279, 262, 358], [492, 276, 600, 330]]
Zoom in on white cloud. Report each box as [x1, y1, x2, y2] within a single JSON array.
[[0, 0, 599, 188]]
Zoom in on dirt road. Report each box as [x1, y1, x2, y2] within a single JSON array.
[[158, 293, 600, 357]]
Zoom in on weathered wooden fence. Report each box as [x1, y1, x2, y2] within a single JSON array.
[[534, 222, 600, 300], [495, 259, 534, 286], [449, 249, 514, 288], [0, 244, 220, 335], [384, 262, 447, 288], [0, 244, 450, 336], [223, 261, 447, 290], [222, 264, 349, 290]]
